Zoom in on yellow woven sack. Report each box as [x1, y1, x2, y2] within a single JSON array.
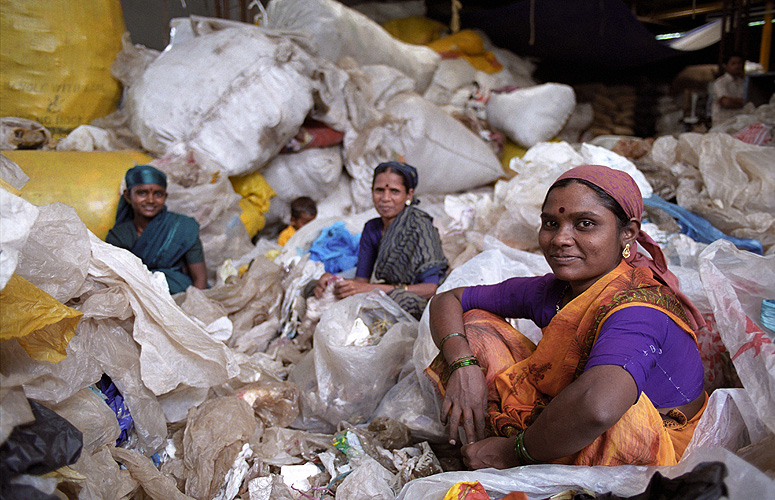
[[0, 273, 82, 363], [426, 30, 503, 74], [4, 150, 153, 240], [382, 16, 448, 45], [0, 0, 125, 136], [229, 171, 276, 238]]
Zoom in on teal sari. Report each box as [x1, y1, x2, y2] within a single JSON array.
[[106, 206, 202, 294]]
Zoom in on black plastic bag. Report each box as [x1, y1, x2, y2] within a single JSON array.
[[0, 399, 83, 499]]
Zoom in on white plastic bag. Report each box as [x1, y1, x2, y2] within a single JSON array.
[[486, 83, 576, 148], [266, 0, 440, 93], [0, 188, 38, 290], [290, 290, 418, 432], [698, 240, 775, 434], [395, 446, 775, 500]]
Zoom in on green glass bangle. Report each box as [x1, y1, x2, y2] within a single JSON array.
[[514, 430, 538, 465], [439, 332, 466, 350], [448, 356, 480, 374]]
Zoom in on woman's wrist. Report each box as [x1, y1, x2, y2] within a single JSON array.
[[514, 429, 538, 465]]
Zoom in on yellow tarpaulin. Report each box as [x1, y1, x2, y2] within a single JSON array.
[[4, 150, 153, 240]]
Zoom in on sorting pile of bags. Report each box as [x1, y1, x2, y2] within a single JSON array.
[[2, 0, 775, 499]]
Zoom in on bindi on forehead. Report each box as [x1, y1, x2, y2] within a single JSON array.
[[559, 207, 565, 213]]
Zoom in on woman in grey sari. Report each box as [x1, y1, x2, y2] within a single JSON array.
[[314, 161, 448, 319]]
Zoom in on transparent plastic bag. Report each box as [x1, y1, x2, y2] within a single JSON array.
[[290, 291, 418, 432], [395, 447, 775, 500], [698, 240, 775, 434]]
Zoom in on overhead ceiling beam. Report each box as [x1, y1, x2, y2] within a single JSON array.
[[646, 2, 724, 21]]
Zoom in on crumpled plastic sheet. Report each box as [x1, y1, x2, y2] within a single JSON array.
[[44, 388, 120, 455], [336, 455, 396, 500], [111, 446, 195, 500], [0, 315, 167, 455], [0, 186, 39, 290], [15, 203, 90, 304], [698, 240, 775, 434], [0, 273, 82, 363], [253, 427, 333, 467], [395, 447, 775, 500], [0, 375, 34, 446], [290, 290, 419, 432], [673, 133, 775, 251], [232, 377, 300, 428], [88, 233, 240, 395], [247, 474, 294, 500], [200, 254, 285, 336], [0, 153, 31, 189], [68, 444, 138, 500], [0, 399, 82, 477], [683, 388, 772, 456], [182, 396, 259, 500]]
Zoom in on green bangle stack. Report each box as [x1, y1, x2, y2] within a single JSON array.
[[514, 430, 538, 466], [448, 356, 480, 374]]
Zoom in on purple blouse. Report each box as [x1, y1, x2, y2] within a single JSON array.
[[461, 274, 703, 408], [355, 218, 442, 284]]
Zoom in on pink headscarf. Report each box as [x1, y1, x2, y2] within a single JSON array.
[[554, 165, 705, 332]]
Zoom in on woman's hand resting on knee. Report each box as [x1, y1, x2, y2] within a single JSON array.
[[441, 364, 488, 446]]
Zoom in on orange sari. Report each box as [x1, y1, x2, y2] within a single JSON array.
[[426, 261, 703, 466]]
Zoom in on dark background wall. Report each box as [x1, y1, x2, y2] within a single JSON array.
[[120, 0, 212, 50]]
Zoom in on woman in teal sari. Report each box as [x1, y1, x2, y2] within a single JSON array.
[[106, 164, 207, 294], [314, 161, 448, 319]]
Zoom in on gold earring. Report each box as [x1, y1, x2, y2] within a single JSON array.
[[405, 199, 411, 206], [622, 244, 631, 259]]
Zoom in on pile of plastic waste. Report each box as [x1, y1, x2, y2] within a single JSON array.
[[2, 0, 774, 499]]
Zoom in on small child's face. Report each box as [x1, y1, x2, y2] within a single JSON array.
[[291, 212, 316, 230]]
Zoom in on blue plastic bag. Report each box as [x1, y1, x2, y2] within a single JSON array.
[[644, 195, 763, 255], [308, 221, 361, 273]]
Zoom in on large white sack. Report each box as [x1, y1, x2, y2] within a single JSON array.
[[344, 92, 504, 210], [262, 146, 343, 202], [486, 83, 576, 148], [265, 0, 440, 93], [127, 26, 314, 176]]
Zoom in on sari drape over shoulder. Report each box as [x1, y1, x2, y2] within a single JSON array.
[[374, 205, 448, 319], [426, 261, 703, 466]]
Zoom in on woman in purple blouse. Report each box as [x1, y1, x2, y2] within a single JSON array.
[[314, 161, 448, 319], [426, 165, 707, 469]]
